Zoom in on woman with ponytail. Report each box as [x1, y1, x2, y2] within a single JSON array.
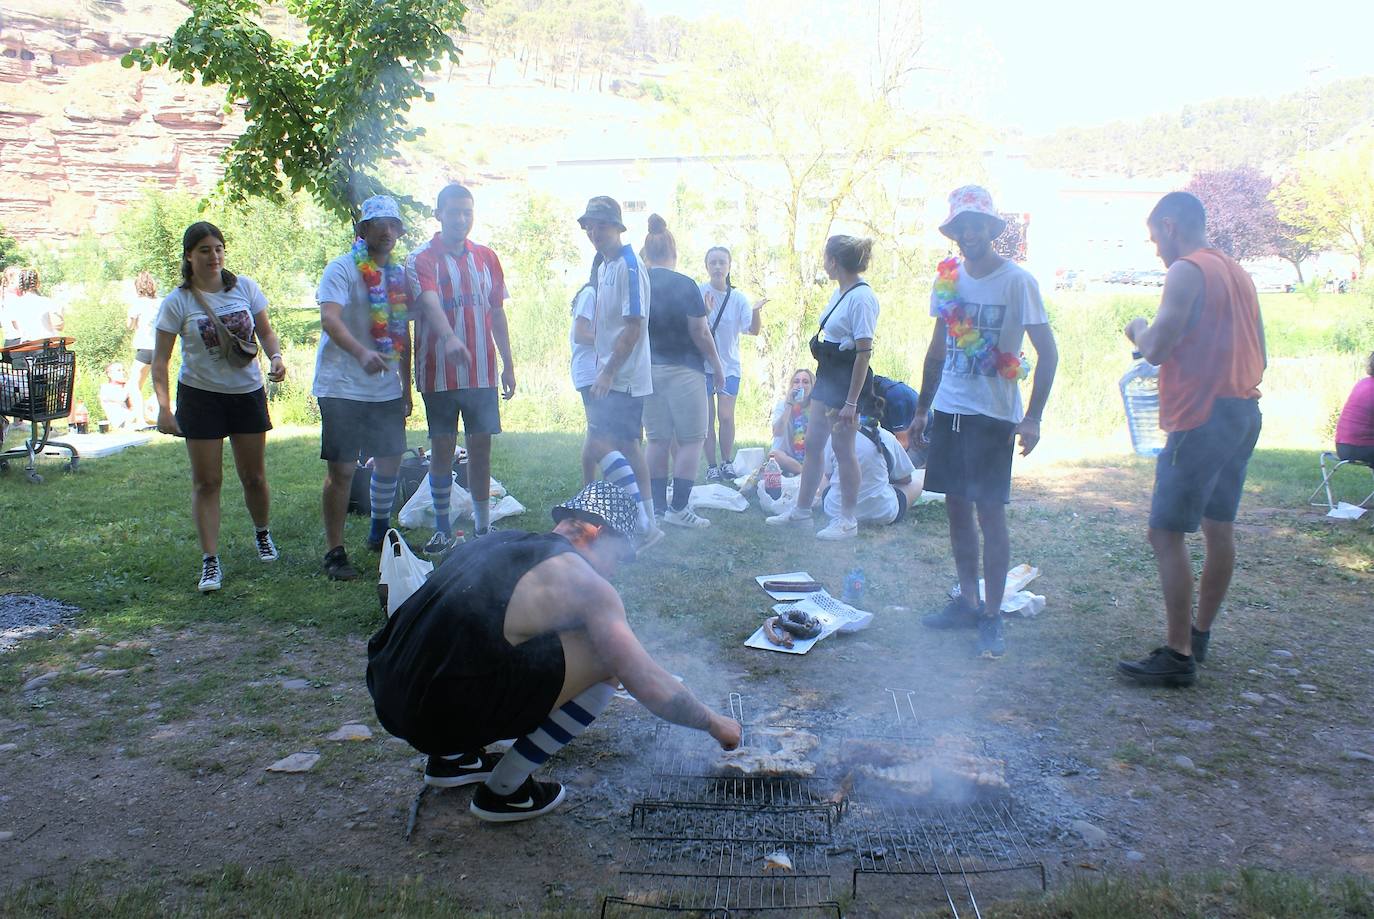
[[765, 235, 878, 540], [700, 246, 765, 481], [570, 252, 605, 483], [641, 215, 727, 528]]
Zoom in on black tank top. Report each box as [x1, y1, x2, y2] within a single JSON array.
[[366, 531, 577, 747]]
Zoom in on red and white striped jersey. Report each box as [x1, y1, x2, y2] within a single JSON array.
[[406, 234, 509, 392]]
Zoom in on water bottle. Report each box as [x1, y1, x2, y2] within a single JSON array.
[[762, 457, 782, 499], [1119, 352, 1166, 456], [841, 567, 865, 605]]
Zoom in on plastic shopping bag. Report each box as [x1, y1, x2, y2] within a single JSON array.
[[378, 529, 433, 617]]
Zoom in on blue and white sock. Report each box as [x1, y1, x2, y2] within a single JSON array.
[[599, 451, 653, 531], [429, 472, 452, 536], [368, 472, 398, 543], [483, 682, 615, 795]]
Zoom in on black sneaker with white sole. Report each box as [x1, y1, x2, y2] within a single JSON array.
[[1117, 646, 1197, 687], [423, 750, 502, 788], [469, 775, 566, 823]]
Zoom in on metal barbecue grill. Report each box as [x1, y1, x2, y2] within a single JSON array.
[[604, 689, 1050, 918]]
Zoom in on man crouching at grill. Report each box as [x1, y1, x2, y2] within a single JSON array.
[[367, 481, 742, 822]]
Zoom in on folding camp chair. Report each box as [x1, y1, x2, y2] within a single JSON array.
[[1308, 451, 1374, 511]]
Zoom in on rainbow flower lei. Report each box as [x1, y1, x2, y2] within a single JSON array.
[[933, 257, 1031, 381], [352, 238, 408, 370]]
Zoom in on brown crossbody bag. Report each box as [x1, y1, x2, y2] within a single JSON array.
[[189, 287, 258, 369]]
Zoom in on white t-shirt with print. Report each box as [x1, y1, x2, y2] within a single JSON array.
[[699, 283, 753, 378], [155, 277, 267, 395], [592, 246, 653, 397], [819, 282, 879, 350], [927, 260, 1048, 424], [570, 284, 598, 390], [822, 426, 915, 523], [313, 252, 406, 402]]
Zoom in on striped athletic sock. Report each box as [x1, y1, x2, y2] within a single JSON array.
[[429, 472, 452, 536], [483, 682, 615, 795], [599, 451, 653, 530], [368, 472, 398, 543]]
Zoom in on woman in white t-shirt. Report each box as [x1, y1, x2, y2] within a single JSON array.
[[153, 221, 288, 594], [569, 253, 603, 484], [126, 270, 159, 426], [699, 246, 765, 480], [766, 235, 878, 541]]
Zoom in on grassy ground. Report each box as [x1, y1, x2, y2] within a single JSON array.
[[1, 426, 1371, 917]]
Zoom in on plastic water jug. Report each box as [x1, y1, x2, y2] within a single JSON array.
[[1119, 353, 1166, 456]]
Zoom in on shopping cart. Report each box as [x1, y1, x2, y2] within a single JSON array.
[[0, 337, 79, 483]]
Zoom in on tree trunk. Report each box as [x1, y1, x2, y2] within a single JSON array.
[[1282, 256, 1304, 284]]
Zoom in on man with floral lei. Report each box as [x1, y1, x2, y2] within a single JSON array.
[[912, 185, 1059, 660], [406, 183, 514, 555], [313, 194, 414, 581]]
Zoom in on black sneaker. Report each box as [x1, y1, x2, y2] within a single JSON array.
[[1191, 626, 1211, 664], [323, 546, 359, 581], [922, 597, 982, 629], [423, 530, 456, 557], [424, 750, 502, 788], [977, 613, 1006, 659], [472, 523, 498, 538], [1117, 647, 1197, 687], [469, 775, 566, 823]]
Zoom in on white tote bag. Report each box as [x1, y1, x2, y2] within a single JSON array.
[[378, 529, 433, 617]]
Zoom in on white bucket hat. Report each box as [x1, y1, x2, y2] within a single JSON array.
[[938, 185, 1007, 240], [359, 195, 406, 232]]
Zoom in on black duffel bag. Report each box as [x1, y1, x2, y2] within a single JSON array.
[[348, 448, 431, 516]]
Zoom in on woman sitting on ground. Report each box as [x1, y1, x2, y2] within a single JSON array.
[[1335, 351, 1374, 466], [817, 412, 922, 526], [768, 368, 814, 476]]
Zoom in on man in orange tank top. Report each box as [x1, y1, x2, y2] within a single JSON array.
[[1118, 192, 1266, 688]]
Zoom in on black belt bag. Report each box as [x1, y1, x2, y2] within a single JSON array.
[[809, 281, 870, 362]]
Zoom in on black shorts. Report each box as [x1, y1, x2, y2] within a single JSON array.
[[812, 358, 872, 410], [421, 387, 501, 438], [174, 383, 272, 440], [1337, 443, 1374, 465], [1150, 398, 1261, 532], [580, 386, 644, 443], [318, 397, 407, 463], [892, 485, 909, 524], [923, 411, 1015, 504], [135, 348, 153, 366]]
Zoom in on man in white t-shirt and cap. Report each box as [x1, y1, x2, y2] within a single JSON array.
[[314, 194, 414, 581], [911, 185, 1058, 660], [573, 195, 664, 550]]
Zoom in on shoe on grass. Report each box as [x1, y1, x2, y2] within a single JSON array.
[[469, 775, 566, 823], [365, 534, 385, 552], [1117, 647, 1197, 687], [638, 524, 666, 552], [198, 555, 222, 593], [1191, 625, 1211, 664], [977, 614, 1006, 659], [472, 524, 498, 538], [423, 530, 456, 557], [719, 461, 738, 479], [254, 529, 279, 562], [816, 516, 857, 540], [424, 750, 502, 788], [705, 466, 722, 482], [323, 546, 359, 581], [664, 506, 710, 528], [922, 597, 983, 630], [765, 505, 813, 526]]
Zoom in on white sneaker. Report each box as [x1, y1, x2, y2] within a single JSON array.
[[817, 516, 858, 540], [766, 505, 813, 526], [719, 462, 738, 479], [254, 529, 279, 562], [198, 556, 223, 592], [664, 506, 711, 529], [639, 524, 666, 552]]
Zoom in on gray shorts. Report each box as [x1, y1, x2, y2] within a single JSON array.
[[421, 387, 501, 438], [645, 363, 708, 443]]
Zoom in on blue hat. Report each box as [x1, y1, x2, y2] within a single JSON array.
[[359, 195, 405, 231]]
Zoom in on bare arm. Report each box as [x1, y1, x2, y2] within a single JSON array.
[[574, 316, 595, 345], [417, 289, 472, 366], [687, 314, 726, 385], [490, 301, 516, 399], [746, 299, 767, 335], [252, 309, 287, 383], [1012, 323, 1058, 456], [152, 329, 179, 435], [836, 338, 873, 429], [1125, 260, 1203, 365], [592, 317, 644, 397]]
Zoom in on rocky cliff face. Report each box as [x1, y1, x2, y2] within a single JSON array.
[[0, 3, 240, 243]]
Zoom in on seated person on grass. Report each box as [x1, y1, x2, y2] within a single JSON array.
[[818, 415, 921, 525], [366, 481, 741, 823], [1335, 351, 1374, 469], [98, 362, 137, 430], [768, 367, 814, 476]]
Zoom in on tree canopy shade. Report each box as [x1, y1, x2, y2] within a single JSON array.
[[122, 0, 469, 222]]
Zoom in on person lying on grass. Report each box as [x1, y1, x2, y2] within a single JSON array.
[[366, 480, 742, 823]]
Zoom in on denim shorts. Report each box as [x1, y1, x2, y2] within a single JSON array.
[[1150, 398, 1262, 532], [706, 374, 741, 397]]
